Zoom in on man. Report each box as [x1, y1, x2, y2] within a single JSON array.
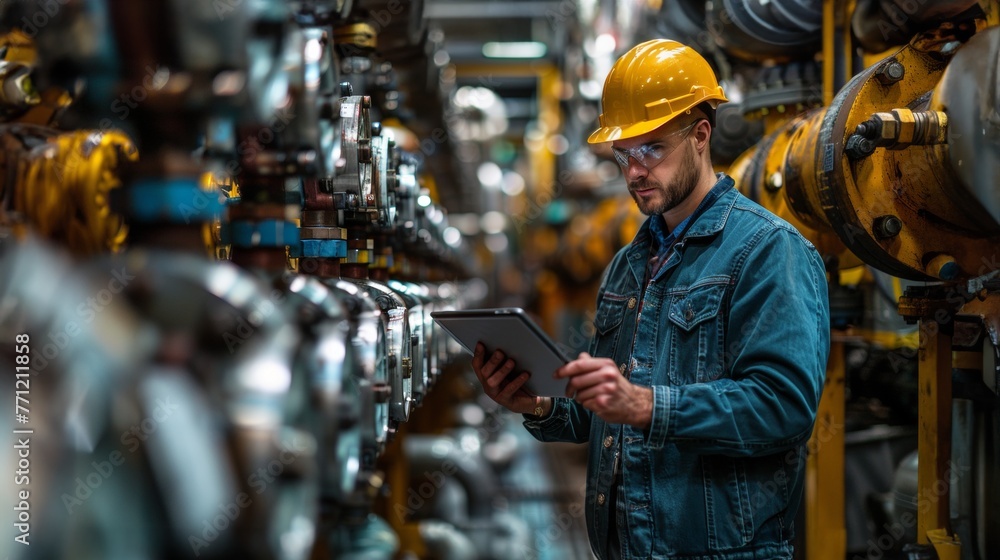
[[472, 39, 830, 559]]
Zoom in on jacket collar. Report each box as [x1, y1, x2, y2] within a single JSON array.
[[677, 173, 736, 239], [625, 174, 737, 284]]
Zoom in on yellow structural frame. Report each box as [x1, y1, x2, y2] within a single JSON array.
[[805, 334, 847, 560], [917, 320, 956, 548], [452, 62, 562, 205]]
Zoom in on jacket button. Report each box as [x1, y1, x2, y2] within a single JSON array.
[[627, 297, 637, 309], [604, 435, 613, 448], [619, 363, 626, 373], [597, 493, 606, 505], [685, 308, 694, 321]]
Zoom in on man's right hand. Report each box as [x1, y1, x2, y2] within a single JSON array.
[[472, 342, 551, 417]]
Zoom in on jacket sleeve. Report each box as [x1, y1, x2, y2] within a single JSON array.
[[522, 397, 593, 443], [645, 228, 830, 456]]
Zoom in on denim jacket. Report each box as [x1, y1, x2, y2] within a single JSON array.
[[524, 175, 830, 559]]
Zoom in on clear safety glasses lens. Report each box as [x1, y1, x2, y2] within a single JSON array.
[[611, 120, 700, 169]]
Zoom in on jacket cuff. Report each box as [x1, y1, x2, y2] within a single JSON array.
[[522, 397, 570, 429], [645, 385, 673, 449]]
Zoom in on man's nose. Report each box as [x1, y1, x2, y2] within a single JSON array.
[[624, 157, 648, 182]]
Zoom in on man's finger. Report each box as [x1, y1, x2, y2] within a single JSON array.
[[472, 342, 485, 369], [565, 371, 610, 398], [555, 360, 587, 379], [555, 356, 603, 379], [489, 350, 505, 367], [571, 383, 608, 403], [497, 372, 529, 402], [485, 358, 516, 389]]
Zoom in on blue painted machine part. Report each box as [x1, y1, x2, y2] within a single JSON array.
[[129, 179, 224, 223], [301, 239, 348, 258], [227, 219, 301, 248]]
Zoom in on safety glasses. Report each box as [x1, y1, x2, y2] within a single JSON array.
[[611, 120, 701, 170]]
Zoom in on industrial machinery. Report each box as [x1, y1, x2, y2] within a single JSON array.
[[722, 5, 1000, 560], [0, 0, 493, 558]]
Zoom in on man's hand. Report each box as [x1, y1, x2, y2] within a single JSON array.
[[555, 352, 653, 428], [472, 342, 550, 416]]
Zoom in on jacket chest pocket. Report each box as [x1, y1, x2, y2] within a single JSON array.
[[667, 281, 727, 385], [592, 293, 630, 360]]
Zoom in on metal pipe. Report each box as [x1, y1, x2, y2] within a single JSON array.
[[419, 520, 478, 560], [404, 435, 499, 520], [331, 513, 400, 560], [930, 25, 1000, 234], [951, 399, 976, 558]]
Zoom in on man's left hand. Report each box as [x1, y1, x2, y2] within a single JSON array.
[[555, 353, 653, 429]]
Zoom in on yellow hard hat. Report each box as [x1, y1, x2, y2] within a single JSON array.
[[588, 39, 729, 144]]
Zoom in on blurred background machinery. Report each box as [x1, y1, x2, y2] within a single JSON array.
[[0, 1, 998, 559]]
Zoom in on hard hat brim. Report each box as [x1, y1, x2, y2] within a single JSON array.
[[587, 93, 729, 144], [587, 114, 676, 144]]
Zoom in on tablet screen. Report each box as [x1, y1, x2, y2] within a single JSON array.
[[431, 308, 571, 397]]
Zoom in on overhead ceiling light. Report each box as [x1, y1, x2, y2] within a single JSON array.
[[501, 171, 525, 197], [480, 211, 506, 234], [477, 162, 503, 190], [482, 41, 547, 59], [443, 227, 462, 247], [594, 33, 616, 55]]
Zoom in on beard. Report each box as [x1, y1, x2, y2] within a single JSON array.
[[628, 142, 701, 216]]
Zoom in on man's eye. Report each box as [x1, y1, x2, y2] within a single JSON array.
[[645, 145, 664, 157]]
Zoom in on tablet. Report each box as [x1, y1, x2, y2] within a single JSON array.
[[431, 308, 571, 397]]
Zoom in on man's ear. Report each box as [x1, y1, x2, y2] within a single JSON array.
[[693, 119, 712, 153]]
